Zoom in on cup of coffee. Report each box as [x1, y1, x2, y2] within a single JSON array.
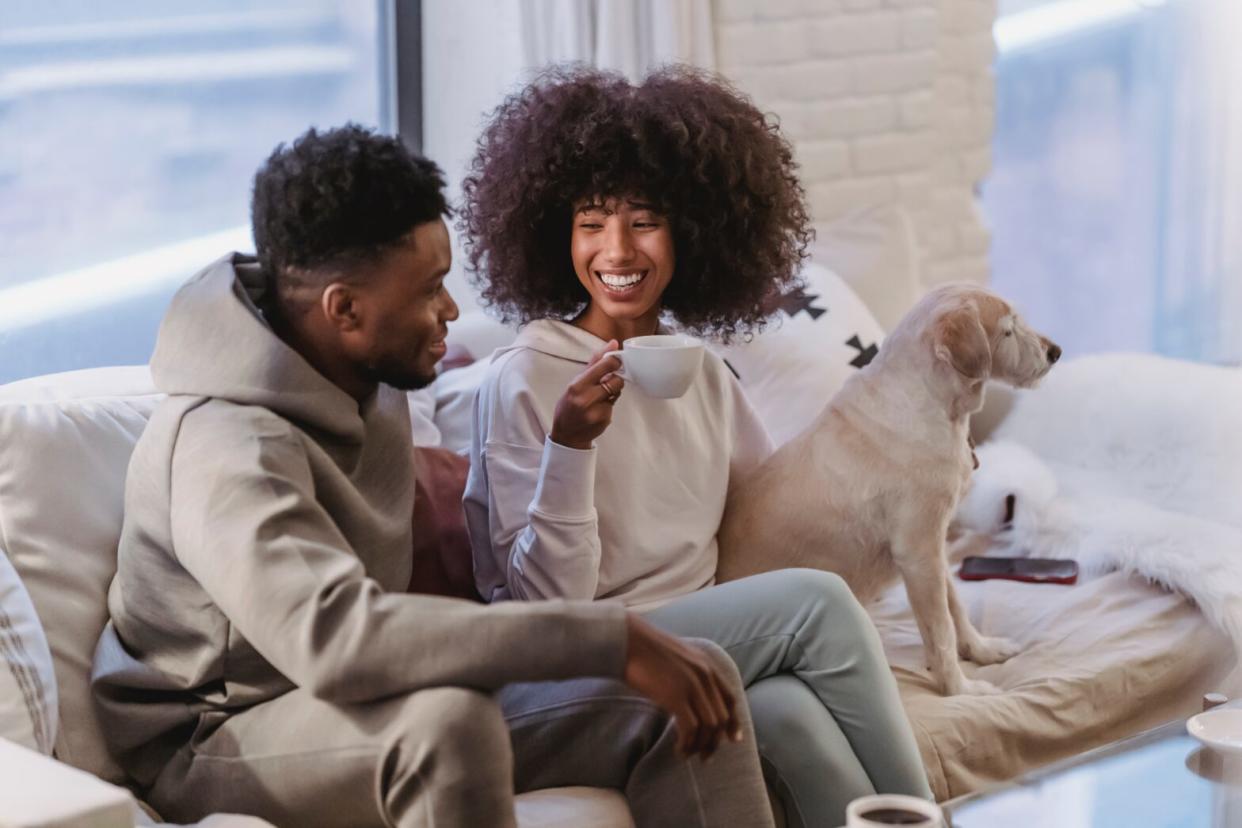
[[845, 795, 944, 827], [612, 335, 704, 399]]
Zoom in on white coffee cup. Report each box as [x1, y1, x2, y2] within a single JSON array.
[[845, 794, 945, 828], [612, 334, 704, 399]]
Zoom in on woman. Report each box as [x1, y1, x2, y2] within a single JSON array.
[[460, 65, 933, 827]]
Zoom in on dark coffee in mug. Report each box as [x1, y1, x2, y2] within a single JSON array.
[[858, 808, 932, 825]]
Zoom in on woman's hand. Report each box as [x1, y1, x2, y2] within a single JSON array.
[[549, 341, 626, 450], [622, 614, 743, 760]]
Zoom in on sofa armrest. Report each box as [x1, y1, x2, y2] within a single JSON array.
[[0, 736, 133, 827]]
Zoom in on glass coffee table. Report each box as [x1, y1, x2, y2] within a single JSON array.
[[944, 711, 1242, 827]]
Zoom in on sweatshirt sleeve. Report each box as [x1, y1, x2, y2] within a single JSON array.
[[169, 413, 626, 703], [728, 375, 776, 488], [464, 357, 605, 603]]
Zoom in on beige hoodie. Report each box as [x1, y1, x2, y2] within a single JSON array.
[[91, 255, 626, 786], [466, 320, 774, 611]]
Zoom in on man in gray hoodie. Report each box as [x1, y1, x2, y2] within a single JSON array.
[[90, 125, 774, 828]]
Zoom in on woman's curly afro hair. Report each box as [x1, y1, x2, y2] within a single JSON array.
[[459, 65, 812, 341]]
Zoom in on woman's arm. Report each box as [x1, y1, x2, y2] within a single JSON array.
[[727, 370, 777, 490], [465, 346, 623, 602]]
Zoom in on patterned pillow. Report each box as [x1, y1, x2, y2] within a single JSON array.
[[715, 262, 885, 446], [0, 550, 58, 754]]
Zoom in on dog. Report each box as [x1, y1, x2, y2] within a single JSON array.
[[717, 283, 1061, 696]]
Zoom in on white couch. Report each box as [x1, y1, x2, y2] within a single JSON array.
[[0, 366, 634, 828]]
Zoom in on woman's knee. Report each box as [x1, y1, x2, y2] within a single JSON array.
[[766, 568, 862, 615], [774, 569, 885, 653]]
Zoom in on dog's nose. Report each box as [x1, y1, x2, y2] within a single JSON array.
[[1047, 344, 1062, 364]]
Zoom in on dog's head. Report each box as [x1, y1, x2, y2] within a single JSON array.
[[913, 284, 1059, 409]]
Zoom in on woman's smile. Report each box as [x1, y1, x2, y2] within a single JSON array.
[[596, 269, 649, 296]]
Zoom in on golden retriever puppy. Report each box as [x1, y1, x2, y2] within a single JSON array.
[[718, 283, 1060, 696]]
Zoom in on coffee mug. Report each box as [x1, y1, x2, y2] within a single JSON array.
[[845, 794, 945, 827], [612, 334, 704, 399]]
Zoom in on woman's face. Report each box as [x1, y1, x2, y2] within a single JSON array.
[[571, 196, 675, 325]]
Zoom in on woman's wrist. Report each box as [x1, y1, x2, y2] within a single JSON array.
[[549, 428, 593, 451]]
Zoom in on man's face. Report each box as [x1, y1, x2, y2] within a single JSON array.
[[347, 218, 458, 391]]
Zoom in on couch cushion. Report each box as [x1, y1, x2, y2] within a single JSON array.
[[715, 261, 886, 446], [408, 446, 481, 601], [0, 368, 160, 783], [0, 551, 58, 754], [0, 736, 134, 828], [514, 787, 634, 828]]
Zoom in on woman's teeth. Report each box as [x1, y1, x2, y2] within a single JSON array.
[[599, 271, 645, 289]]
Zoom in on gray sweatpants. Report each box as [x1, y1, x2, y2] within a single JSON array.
[[643, 569, 933, 828], [144, 640, 775, 828]]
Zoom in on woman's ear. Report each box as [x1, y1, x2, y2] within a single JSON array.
[[934, 303, 992, 380]]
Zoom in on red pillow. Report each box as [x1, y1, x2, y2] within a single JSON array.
[[408, 446, 482, 601]]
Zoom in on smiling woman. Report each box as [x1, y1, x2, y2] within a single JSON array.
[[460, 65, 935, 828], [459, 64, 811, 342], [568, 197, 676, 343]]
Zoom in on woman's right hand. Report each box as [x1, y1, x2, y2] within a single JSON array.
[[549, 341, 625, 450], [622, 614, 743, 760]]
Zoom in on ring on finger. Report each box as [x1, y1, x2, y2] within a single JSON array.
[[600, 377, 620, 402]]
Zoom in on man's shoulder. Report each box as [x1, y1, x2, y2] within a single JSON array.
[[162, 396, 304, 461]]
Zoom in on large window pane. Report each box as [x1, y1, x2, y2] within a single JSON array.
[[0, 0, 387, 383], [987, 0, 1242, 365]]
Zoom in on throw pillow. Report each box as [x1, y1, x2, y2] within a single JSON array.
[[409, 446, 481, 601], [715, 261, 885, 447], [0, 550, 58, 754]]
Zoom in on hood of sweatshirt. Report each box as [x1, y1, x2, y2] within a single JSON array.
[[149, 252, 369, 443], [495, 319, 673, 366]]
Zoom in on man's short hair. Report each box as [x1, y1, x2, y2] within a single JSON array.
[[251, 124, 449, 312]]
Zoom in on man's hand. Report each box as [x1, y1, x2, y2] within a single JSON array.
[[622, 614, 743, 760], [549, 342, 625, 450]]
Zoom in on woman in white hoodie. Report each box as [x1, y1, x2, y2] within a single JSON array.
[[460, 66, 933, 826]]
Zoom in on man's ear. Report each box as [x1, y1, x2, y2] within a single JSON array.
[[321, 283, 362, 332], [934, 303, 992, 380]]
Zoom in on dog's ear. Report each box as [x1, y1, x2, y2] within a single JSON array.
[[934, 304, 992, 380]]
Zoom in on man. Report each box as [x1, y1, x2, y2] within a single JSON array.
[[91, 125, 774, 828]]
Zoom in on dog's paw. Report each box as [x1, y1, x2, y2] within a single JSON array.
[[962, 635, 1021, 665], [947, 677, 1005, 696]]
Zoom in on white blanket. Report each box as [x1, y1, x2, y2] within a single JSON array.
[[957, 352, 1242, 660]]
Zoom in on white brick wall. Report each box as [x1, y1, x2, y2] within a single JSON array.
[[715, 0, 996, 289]]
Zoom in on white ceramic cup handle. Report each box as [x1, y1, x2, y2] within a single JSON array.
[[608, 349, 630, 380]]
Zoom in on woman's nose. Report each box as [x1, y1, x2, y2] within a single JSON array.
[[603, 222, 635, 262]]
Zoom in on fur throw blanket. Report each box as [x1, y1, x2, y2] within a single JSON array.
[[955, 353, 1242, 655]]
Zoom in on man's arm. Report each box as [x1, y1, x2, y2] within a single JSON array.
[[169, 414, 627, 703]]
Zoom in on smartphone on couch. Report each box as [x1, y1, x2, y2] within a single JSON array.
[[958, 555, 1079, 585]]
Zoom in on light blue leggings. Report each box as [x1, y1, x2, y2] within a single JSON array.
[[643, 568, 932, 828]]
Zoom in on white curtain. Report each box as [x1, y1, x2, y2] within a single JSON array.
[[1157, 0, 1242, 364], [519, 0, 715, 79]]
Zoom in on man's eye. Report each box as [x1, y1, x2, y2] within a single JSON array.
[[579, 222, 603, 230]]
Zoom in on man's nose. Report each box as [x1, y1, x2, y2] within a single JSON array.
[[442, 287, 460, 322]]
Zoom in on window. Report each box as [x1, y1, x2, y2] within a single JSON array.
[[987, 0, 1242, 365], [0, 0, 392, 383]]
